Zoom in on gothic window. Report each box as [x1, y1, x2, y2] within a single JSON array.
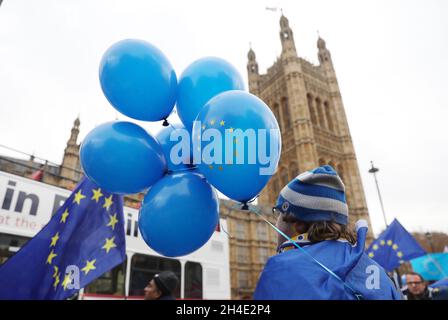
[[273, 103, 281, 128], [258, 247, 269, 264], [237, 271, 250, 289], [324, 101, 334, 132], [315, 97, 326, 128], [307, 94, 318, 126], [281, 97, 291, 129], [236, 246, 250, 263], [256, 223, 268, 241], [235, 221, 247, 239]]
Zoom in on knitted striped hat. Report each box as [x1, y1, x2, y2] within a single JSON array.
[[274, 165, 348, 225]]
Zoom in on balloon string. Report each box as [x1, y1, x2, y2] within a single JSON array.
[[246, 203, 363, 300], [220, 222, 233, 239]]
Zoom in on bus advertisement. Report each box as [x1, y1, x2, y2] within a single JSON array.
[[0, 170, 231, 299]]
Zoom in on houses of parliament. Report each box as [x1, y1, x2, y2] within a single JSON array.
[[0, 14, 372, 299]]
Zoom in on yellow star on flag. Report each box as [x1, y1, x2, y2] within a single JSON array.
[[397, 251, 403, 258], [53, 266, 59, 278], [46, 249, 57, 265], [91, 188, 103, 203], [62, 273, 72, 290], [102, 237, 117, 253], [392, 244, 398, 250], [107, 213, 119, 230], [387, 240, 393, 246], [50, 232, 60, 247], [368, 252, 374, 258], [372, 244, 378, 250], [81, 259, 97, 275], [380, 240, 386, 245], [73, 190, 86, 205], [103, 195, 113, 211], [53, 273, 60, 289], [60, 208, 69, 223]]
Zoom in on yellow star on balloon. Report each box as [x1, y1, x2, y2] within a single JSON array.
[[60, 208, 69, 223], [73, 190, 86, 205], [107, 213, 119, 230], [210, 119, 215, 125], [91, 188, 103, 203], [81, 259, 97, 275], [62, 273, 72, 290], [46, 249, 57, 265], [50, 232, 60, 247], [103, 195, 113, 211], [102, 237, 117, 253], [220, 120, 225, 126]]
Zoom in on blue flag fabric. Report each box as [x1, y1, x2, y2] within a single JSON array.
[[254, 221, 401, 300], [366, 219, 426, 272], [0, 177, 126, 299], [411, 253, 448, 281]]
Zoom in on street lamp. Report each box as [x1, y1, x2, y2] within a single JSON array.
[[368, 161, 388, 228]]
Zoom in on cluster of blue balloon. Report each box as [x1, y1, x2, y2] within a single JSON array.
[[80, 39, 281, 257]]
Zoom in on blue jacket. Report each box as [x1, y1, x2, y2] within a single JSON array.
[[254, 221, 402, 300]]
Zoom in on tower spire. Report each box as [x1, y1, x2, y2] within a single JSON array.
[[279, 13, 297, 58]]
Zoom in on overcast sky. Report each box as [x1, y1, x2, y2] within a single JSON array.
[[0, 0, 447, 236]]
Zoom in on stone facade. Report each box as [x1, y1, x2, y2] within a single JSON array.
[[247, 14, 372, 234]]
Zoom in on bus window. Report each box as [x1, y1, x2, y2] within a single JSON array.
[[0, 233, 30, 265], [184, 261, 203, 299], [129, 254, 181, 298], [83, 259, 126, 297]]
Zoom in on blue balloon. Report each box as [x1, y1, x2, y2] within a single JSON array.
[[155, 123, 193, 172], [139, 171, 219, 257], [192, 90, 281, 202], [99, 39, 177, 121], [177, 57, 245, 130], [80, 121, 167, 194]]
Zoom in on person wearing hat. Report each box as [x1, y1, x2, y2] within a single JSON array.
[[144, 271, 179, 300], [254, 165, 401, 300]]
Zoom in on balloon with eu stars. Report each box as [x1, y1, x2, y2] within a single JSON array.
[[99, 39, 177, 122], [176, 57, 245, 130], [80, 121, 167, 194], [192, 90, 281, 204], [138, 171, 219, 257]]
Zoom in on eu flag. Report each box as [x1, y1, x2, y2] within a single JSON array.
[[411, 253, 448, 281], [367, 219, 426, 272], [0, 177, 126, 299]]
